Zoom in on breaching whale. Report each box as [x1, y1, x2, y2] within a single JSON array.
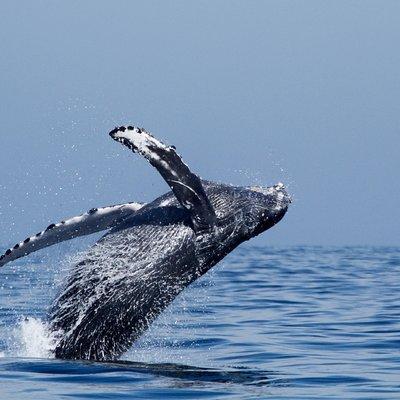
[[0, 126, 290, 360]]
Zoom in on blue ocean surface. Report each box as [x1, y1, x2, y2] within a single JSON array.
[[0, 244, 399, 399]]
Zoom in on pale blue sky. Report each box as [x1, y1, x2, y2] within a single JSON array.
[[0, 1, 399, 246]]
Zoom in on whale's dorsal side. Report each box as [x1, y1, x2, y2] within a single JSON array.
[[0, 202, 145, 268], [110, 126, 216, 232]]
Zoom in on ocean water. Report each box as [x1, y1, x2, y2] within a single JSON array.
[[0, 244, 399, 399]]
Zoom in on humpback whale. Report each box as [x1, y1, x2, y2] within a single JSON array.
[[0, 126, 290, 361]]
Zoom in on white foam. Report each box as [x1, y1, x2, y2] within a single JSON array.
[[13, 317, 57, 358]]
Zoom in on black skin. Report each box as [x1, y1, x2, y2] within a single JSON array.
[[8, 126, 290, 361], [50, 180, 289, 361]]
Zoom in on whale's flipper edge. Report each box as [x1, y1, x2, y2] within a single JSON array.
[[110, 126, 216, 232], [0, 202, 144, 268]]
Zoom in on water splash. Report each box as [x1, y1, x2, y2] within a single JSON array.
[[19, 317, 57, 358], [5, 317, 57, 359]]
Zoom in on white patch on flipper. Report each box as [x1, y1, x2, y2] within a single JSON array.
[[110, 126, 180, 178], [110, 125, 217, 230], [110, 126, 170, 160], [0, 202, 145, 268]]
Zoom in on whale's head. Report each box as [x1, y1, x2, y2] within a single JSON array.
[[243, 182, 291, 238], [206, 181, 290, 243]]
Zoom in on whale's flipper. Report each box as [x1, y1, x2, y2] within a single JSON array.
[[0, 202, 144, 268], [110, 126, 216, 232]]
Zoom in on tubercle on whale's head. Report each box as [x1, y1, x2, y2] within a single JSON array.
[[242, 182, 291, 239]]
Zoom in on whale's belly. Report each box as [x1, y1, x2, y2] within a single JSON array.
[[49, 219, 197, 360]]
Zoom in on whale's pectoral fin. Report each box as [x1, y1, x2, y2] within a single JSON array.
[[110, 126, 216, 232], [0, 202, 144, 268]]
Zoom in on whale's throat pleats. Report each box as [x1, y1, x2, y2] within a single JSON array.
[[50, 220, 198, 361]]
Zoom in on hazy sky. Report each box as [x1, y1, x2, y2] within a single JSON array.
[[0, 1, 399, 246]]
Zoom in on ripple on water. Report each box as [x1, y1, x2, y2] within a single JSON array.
[[0, 245, 399, 399]]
